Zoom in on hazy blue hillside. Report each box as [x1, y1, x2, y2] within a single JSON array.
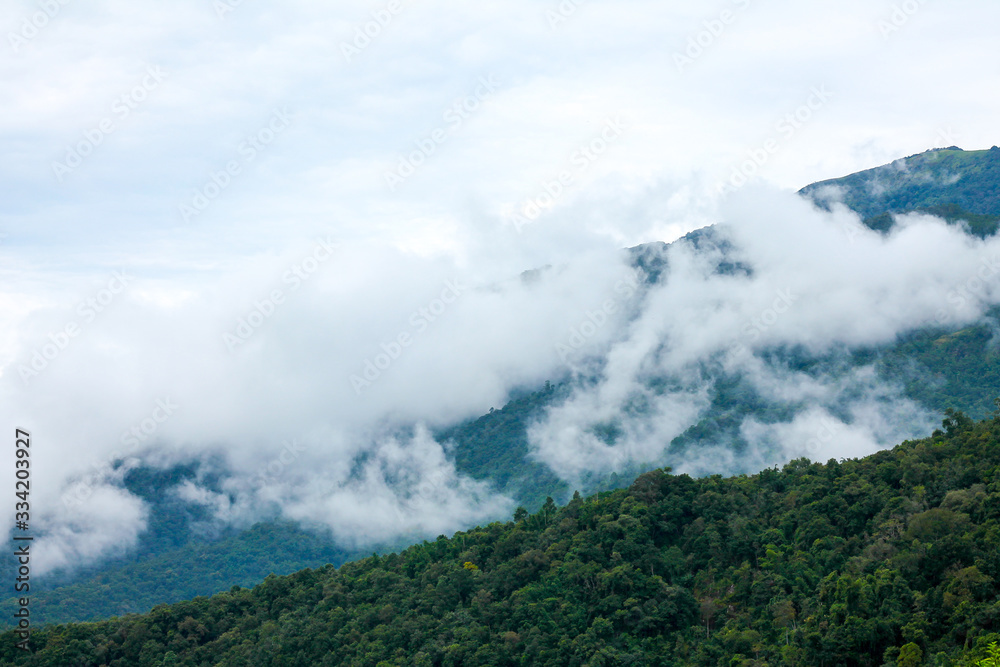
[[0, 523, 359, 627], [7, 411, 1000, 666], [0, 463, 368, 627]]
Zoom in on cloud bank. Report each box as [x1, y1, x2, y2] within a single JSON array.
[[528, 187, 1000, 482]]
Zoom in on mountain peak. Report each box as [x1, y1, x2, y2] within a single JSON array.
[[800, 146, 1000, 236]]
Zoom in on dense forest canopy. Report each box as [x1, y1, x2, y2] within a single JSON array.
[[5, 408, 1000, 666]]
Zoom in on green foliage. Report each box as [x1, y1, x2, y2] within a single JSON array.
[[899, 642, 923, 667], [801, 146, 1000, 229], [6, 411, 1000, 665], [435, 383, 571, 512], [976, 641, 1000, 666], [875, 316, 1000, 420]]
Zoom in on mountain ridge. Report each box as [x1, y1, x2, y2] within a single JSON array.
[[800, 146, 1000, 235], [6, 146, 1000, 632]]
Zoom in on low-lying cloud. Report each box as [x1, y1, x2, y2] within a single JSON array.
[[0, 237, 638, 574], [527, 186, 1000, 484], [4, 183, 1000, 576]]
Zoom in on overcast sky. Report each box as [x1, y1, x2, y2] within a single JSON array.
[[2, 0, 1000, 573], [2, 0, 998, 268]]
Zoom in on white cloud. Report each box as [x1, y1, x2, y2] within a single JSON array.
[[526, 186, 1000, 480]]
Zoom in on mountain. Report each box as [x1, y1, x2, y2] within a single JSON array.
[[1, 522, 357, 626], [444, 147, 1000, 507], [442, 306, 1000, 502], [4, 410, 1000, 666], [800, 146, 1000, 236], [7, 147, 1000, 631], [0, 460, 372, 626]]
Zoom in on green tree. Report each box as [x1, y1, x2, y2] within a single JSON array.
[[978, 642, 1000, 667], [898, 642, 923, 667]]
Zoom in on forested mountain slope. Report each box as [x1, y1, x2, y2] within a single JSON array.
[[800, 146, 1000, 236], [5, 409, 1000, 666]]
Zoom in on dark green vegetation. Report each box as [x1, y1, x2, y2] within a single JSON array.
[[436, 382, 648, 513], [6, 411, 1000, 665], [436, 383, 570, 511], [439, 309, 1000, 505], [876, 317, 1000, 422], [801, 147, 1000, 236], [0, 467, 362, 628], [862, 204, 1000, 239]]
